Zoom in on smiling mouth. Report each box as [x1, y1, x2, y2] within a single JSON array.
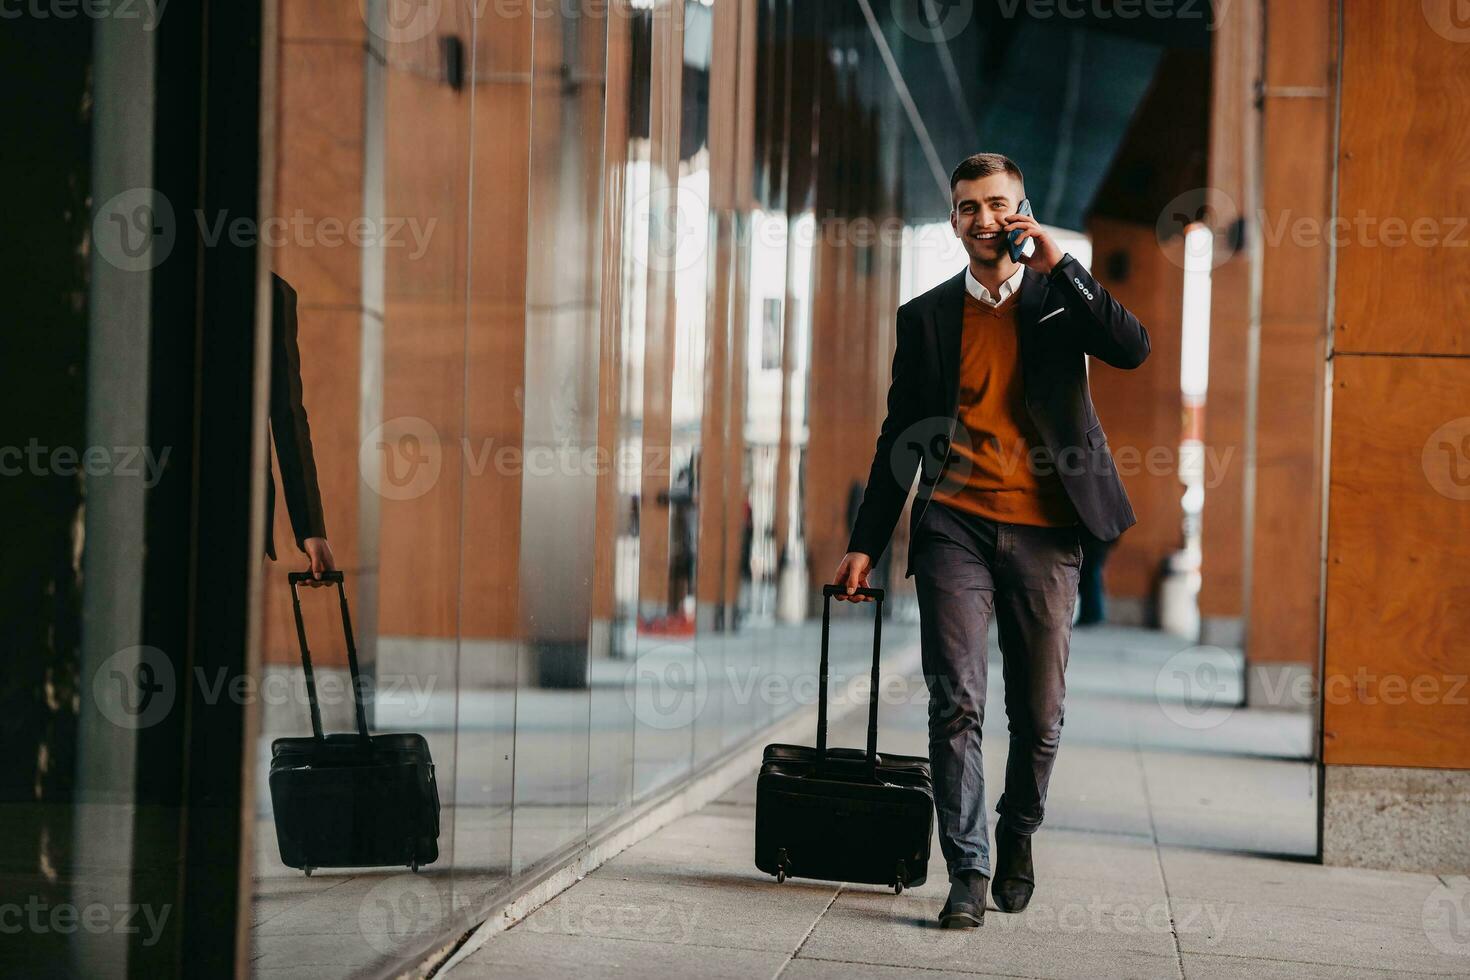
[[972, 231, 1001, 241]]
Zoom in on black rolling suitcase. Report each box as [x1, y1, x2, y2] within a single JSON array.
[[268, 571, 440, 875], [755, 585, 934, 893]]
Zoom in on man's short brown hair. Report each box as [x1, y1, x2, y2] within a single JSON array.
[[949, 153, 1026, 195]]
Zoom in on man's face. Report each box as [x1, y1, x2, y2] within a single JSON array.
[[950, 173, 1024, 264]]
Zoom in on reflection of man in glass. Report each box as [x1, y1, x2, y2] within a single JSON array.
[[665, 457, 698, 617], [265, 273, 335, 585], [832, 154, 1150, 928]]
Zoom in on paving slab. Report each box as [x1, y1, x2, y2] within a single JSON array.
[[1178, 951, 1459, 979], [360, 624, 1458, 979], [1170, 897, 1470, 975], [515, 871, 837, 951], [780, 958, 1030, 980], [597, 811, 765, 884], [1140, 750, 1317, 855], [796, 902, 1185, 979], [447, 930, 791, 980], [1157, 846, 1446, 913]]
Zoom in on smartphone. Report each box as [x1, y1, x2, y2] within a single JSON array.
[[1008, 198, 1037, 263]]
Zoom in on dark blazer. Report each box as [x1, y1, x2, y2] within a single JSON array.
[[265, 273, 327, 560], [846, 254, 1150, 576]]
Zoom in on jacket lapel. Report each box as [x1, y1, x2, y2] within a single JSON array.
[[931, 269, 967, 416], [1017, 267, 1051, 396]]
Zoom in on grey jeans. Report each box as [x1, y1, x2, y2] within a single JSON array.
[[910, 500, 1083, 880]]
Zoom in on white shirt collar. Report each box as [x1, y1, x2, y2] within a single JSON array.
[[964, 264, 1026, 307]]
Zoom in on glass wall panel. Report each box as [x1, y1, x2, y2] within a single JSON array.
[[451, 0, 537, 905], [722, 0, 792, 748], [250, 0, 475, 971], [630, 0, 701, 801], [508, 1, 609, 874], [585, 0, 644, 835], [690, 0, 741, 770]]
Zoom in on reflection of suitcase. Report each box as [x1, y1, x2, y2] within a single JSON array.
[[755, 586, 934, 893], [268, 571, 440, 875]]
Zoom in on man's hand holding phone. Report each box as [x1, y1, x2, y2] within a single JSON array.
[[1003, 205, 1064, 276], [831, 552, 876, 602]]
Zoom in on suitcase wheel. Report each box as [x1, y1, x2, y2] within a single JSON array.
[[893, 860, 906, 895], [303, 867, 314, 878], [775, 848, 789, 884], [410, 860, 420, 873]]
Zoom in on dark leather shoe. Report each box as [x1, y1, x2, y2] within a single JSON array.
[[991, 826, 1035, 913], [938, 870, 987, 928]]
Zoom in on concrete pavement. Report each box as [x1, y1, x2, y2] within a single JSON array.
[[445, 626, 1470, 979]]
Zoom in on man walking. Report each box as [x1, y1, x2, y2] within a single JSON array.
[[832, 153, 1149, 928]]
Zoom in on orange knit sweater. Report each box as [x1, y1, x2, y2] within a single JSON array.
[[933, 291, 1078, 526]]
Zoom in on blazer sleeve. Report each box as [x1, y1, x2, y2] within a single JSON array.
[[845, 303, 924, 561], [269, 274, 328, 551], [1049, 253, 1151, 370]]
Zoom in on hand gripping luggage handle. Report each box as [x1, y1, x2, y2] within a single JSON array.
[[817, 584, 884, 779], [288, 570, 371, 742]]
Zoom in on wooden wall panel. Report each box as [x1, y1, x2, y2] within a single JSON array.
[[375, 57, 471, 638], [273, 42, 364, 308], [1264, 0, 1330, 86], [803, 234, 905, 596], [694, 222, 731, 613], [803, 21, 904, 597], [1198, 254, 1251, 620], [1086, 217, 1185, 603], [1325, 0, 1470, 770], [460, 28, 533, 640], [805, 238, 860, 592], [1196, 0, 1260, 625], [635, 0, 685, 615], [1323, 356, 1470, 767], [719, 0, 760, 618], [1245, 0, 1334, 667], [702, 0, 751, 624], [280, 0, 361, 42], [1336, 0, 1470, 356], [695, 0, 742, 614], [590, 15, 631, 625], [376, 305, 469, 639]]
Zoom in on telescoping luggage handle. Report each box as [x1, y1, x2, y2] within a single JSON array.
[[287, 571, 371, 743], [817, 584, 884, 780]]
